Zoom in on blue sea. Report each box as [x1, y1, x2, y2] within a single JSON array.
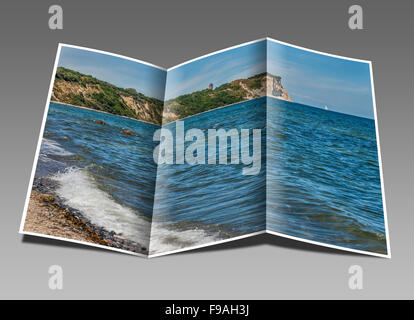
[[35, 99, 386, 255], [267, 97, 386, 254], [151, 99, 266, 253], [36, 103, 159, 250]]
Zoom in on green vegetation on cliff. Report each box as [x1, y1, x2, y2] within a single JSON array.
[[163, 73, 270, 122], [52, 68, 289, 125], [52, 67, 164, 125]]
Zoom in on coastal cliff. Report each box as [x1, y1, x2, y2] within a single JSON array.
[[163, 72, 291, 123], [51, 68, 291, 125], [51, 67, 164, 125], [265, 74, 292, 102]]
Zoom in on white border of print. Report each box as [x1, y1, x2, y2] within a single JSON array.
[[19, 39, 391, 259]]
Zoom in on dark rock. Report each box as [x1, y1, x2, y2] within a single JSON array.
[[120, 129, 136, 135]]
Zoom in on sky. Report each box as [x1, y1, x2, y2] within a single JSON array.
[[57, 46, 166, 100], [165, 40, 266, 100], [58, 42, 375, 119], [267, 40, 374, 119], [166, 39, 375, 119]]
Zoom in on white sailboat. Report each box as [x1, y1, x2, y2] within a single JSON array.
[[324, 105, 328, 110]]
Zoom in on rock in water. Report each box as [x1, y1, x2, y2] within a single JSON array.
[[120, 129, 136, 135]]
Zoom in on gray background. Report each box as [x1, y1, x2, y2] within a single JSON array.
[[0, 0, 412, 299]]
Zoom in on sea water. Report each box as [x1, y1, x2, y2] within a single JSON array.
[[37, 103, 159, 249], [36, 98, 386, 255], [151, 99, 267, 253], [266, 97, 386, 254]]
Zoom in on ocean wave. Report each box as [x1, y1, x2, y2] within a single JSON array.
[[149, 222, 222, 255], [41, 138, 74, 156], [51, 167, 221, 254], [51, 167, 151, 248]]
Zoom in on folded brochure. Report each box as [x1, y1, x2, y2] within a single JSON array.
[[19, 38, 390, 258]]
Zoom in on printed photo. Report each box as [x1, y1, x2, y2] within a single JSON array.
[[266, 39, 388, 255], [20, 39, 389, 257], [151, 40, 268, 255], [21, 45, 166, 255]]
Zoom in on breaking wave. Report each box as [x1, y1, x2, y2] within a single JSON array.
[[51, 167, 221, 254]]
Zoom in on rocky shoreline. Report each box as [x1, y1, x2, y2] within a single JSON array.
[[24, 178, 148, 255]]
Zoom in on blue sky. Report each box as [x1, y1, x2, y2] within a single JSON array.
[[58, 42, 375, 119], [57, 46, 166, 100], [165, 41, 266, 100], [267, 40, 374, 119], [166, 39, 375, 119]]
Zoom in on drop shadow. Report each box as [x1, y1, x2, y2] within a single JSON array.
[[175, 233, 375, 257], [22, 232, 380, 259], [22, 234, 123, 256]]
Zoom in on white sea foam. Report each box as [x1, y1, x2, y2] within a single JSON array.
[[41, 138, 73, 156], [51, 167, 151, 248], [51, 167, 221, 254], [149, 222, 221, 255]]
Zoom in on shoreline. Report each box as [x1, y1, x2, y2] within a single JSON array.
[[163, 96, 266, 125], [51, 96, 287, 128], [24, 178, 148, 255], [50, 92, 372, 128], [50, 100, 161, 127], [162, 95, 297, 125]]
